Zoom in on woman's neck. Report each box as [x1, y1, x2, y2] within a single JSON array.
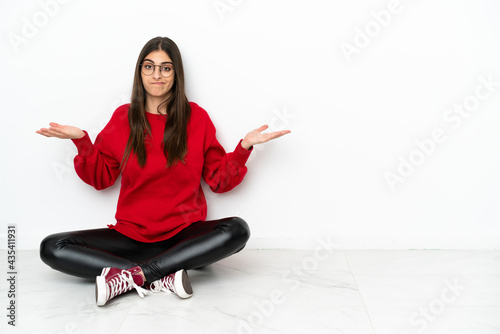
[[145, 96, 168, 115]]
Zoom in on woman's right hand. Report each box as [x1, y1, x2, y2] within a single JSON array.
[[36, 122, 85, 139]]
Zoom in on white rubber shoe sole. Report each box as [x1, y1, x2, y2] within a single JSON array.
[[173, 269, 193, 299], [96, 267, 110, 306]]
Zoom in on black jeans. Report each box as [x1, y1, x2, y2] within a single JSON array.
[[40, 217, 250, 283]]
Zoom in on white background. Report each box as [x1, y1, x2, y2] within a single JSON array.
[[1, 0, 499, 250]]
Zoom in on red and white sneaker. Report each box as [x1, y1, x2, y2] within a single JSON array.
[[149, 269, 193, 299], [96, 266, 151, 306]]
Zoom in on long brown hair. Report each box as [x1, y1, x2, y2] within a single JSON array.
[[121, 36, 191, 169]]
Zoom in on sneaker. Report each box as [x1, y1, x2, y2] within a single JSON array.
[[149, 269, 193, 299], [96, 266, 150, 306]]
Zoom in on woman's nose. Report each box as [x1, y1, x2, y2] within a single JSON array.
[[153, 66, 162, 79]]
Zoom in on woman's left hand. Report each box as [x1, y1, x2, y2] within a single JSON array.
[[241, 125, 291, 150]]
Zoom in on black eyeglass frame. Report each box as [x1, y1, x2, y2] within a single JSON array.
[[140, 62, 175, 78]]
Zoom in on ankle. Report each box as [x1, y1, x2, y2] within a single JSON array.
[[138, 269, 146, 283], [127, 266, 146, 286]]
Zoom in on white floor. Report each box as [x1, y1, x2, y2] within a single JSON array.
[[1, 249, 500, 334]]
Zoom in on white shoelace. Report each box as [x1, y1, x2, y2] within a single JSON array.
[[109, 270, 151, 300], [149, 276, 174, 294]]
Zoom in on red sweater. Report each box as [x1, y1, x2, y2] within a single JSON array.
[[71, 102, 252, 242]]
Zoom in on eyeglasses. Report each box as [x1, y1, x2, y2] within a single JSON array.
[[140, 62, 175, 78]]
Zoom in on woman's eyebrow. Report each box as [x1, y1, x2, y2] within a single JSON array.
[[143, 58, 172, 64]]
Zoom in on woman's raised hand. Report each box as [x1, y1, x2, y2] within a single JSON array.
[[241, 125, 291, 150], [36, 122, 85, 139]]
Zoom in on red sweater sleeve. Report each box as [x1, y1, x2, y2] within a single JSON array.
[[71, 130, 121, 190], [202, 135, 253, 193]]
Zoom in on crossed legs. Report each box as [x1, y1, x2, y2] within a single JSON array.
[[40, 217, 250, 304]]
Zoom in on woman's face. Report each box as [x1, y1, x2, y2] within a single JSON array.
[[141, 50, 175, 100]]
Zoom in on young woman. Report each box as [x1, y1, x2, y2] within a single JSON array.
[[36, 36, 290, 306]]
